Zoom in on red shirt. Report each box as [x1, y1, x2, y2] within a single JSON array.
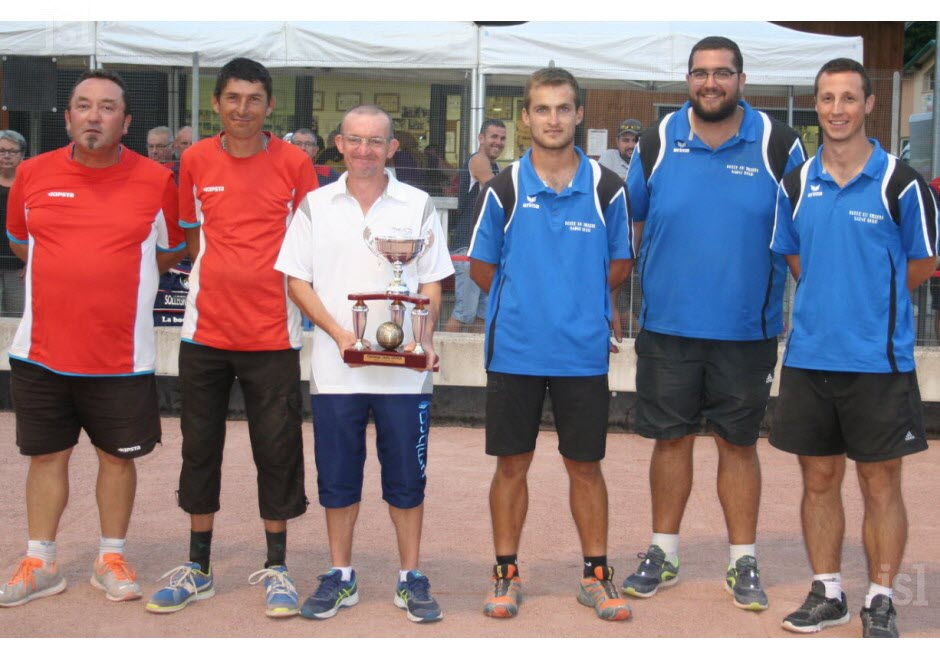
[[179, 133, 317, 351], [6, 145, 183, 375]]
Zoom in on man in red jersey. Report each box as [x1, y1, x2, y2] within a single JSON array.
[[147, 58, 317, 619], [0, 70, 185, 608]]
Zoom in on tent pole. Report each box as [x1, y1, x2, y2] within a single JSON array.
[[472, 25, 484, 139], [891, 71, 901, 156], [191, 52, 200, 142], [932, 21, 940, 178], [786, 86, 794, 127]]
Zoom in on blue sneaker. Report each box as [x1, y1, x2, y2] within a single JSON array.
[[248, 566, 300, 618], [622, 545, 679, 598], [300, 569, 359, 619], [146, 562, 214, 614], [725, 555, 769, 611], [394, 570, 443, 623]]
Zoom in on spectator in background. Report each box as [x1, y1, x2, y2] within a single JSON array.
[[173, 126, 193, 158], [598, 118, 642, 181], [147, 126, 174, 163], [316, 127, 345, 172], [422, 144, 456, 197], [390, 132, 426, 190], [292, 128, 339, 187], [445, 119, 506, 333], [0, 129, 26, 316]]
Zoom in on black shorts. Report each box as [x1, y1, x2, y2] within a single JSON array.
[[770, 367, 928, 463], [10, 358, 160, 459], [634, 330, 778, 446], [177, 342, 307, 520], [485, 371, 609, 462]]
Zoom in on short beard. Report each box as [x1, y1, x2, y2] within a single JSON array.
[[690, 95, 739, 123]]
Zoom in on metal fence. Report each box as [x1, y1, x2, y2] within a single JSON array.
[[1, 54, 937, 343]]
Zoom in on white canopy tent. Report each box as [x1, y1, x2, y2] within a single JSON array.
[[1, 20, 865, 144]]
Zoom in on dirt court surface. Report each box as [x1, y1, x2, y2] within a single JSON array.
[[0, 411, 937, 643]]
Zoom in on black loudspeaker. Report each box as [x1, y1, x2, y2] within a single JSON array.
[[2, 56, 58, 112]]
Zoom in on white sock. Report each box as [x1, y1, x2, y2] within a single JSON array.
[[333, 566, 353, 581], [26, 540, 56, 564], [865, 582, 893, 608], [813, 572, 843, 599], [729, 543, 756, 568], [399, 569, 413, 582], [651, 533, 679, 564], [99, 537, 126, 559]]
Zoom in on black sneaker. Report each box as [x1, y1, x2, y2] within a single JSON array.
[[781, 580, 850, 633], [622, 545, 679, 598], [861, 594, 899, 638], [725, 555, 768, 611]]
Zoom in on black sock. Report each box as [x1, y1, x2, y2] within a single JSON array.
[[265, 530, 287, 568], [189, 530, 213, 573], [496, 554, 518, 576], [584, 555, 608, 578]]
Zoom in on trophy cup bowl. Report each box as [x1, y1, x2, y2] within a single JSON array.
[[372, 236, 426, 295]]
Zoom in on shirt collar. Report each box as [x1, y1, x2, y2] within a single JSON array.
[[330, 168, 411, 203], [518, 146, 593, 196], [672, 99, 757, 148], [808, 138, 885, 184]]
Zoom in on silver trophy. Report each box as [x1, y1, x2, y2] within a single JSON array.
[[345, 225, 436, 368]]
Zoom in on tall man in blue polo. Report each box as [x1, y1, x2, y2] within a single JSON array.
[[623, 36, 806, 610], [469, 67, 634, 621], [771, 59, 937, 638]]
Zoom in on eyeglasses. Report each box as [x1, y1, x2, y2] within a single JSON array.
[[292, 141, 316, 148], [0, 148, 22, 156], [147, 143, 170, 149], [341, 135, 390, 148], [688, 69, 738, 84]]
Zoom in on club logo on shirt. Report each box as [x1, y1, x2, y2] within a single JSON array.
[[849, 209, 884, 225], [47, 191, 75, 198], [727, 164, 758, 177], [564, 220, 596, 234], [522, 195, 540, 210], [673, 140, 690, 154], [202, 186, 225, 193], [808, 184, 824, 199]]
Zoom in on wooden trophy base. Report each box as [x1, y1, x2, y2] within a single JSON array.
[[343, 348, 439, 371]]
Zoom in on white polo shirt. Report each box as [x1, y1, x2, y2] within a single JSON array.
[[275, 173, 454, 394]]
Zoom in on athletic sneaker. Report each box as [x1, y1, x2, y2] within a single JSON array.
[[248, 565, 299, 618], [781, 580, 850, 633], [146, 562, 214, 613], [578, 566, 632, 621], [725, 555, 769, 611], [0, 557, 67, 607], [861, 594, 899, 638], [90, 553, 142, 602], [300, 569, 359, 619], [394, 570, 443, 623], [483, 563, 522, 618], [622, 545, 678, 598]]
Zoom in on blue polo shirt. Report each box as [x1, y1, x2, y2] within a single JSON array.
[[468, 147, 633, 376], [627, 100, 805, 340], [771, 140, 939, 373]]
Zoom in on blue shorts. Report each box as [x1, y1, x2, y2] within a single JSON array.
[[450, 248, 487, 324], [311, 393, 431, 509]]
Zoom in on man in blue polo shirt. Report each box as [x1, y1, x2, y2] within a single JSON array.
[[771, 58, 937, 638], [623, 36, 806, 611], [469, 67, 634, 621]]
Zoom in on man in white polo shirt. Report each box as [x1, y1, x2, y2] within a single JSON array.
[[275, 104, 454, 624]]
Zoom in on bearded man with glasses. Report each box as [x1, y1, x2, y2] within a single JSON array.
[[623, 36, 807, 612]]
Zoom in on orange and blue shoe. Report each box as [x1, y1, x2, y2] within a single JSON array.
[[578, 566, 632, 621], [483, 563, 521, 618], [91, 553, 142, 602], [0, 557, 67, 607]]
